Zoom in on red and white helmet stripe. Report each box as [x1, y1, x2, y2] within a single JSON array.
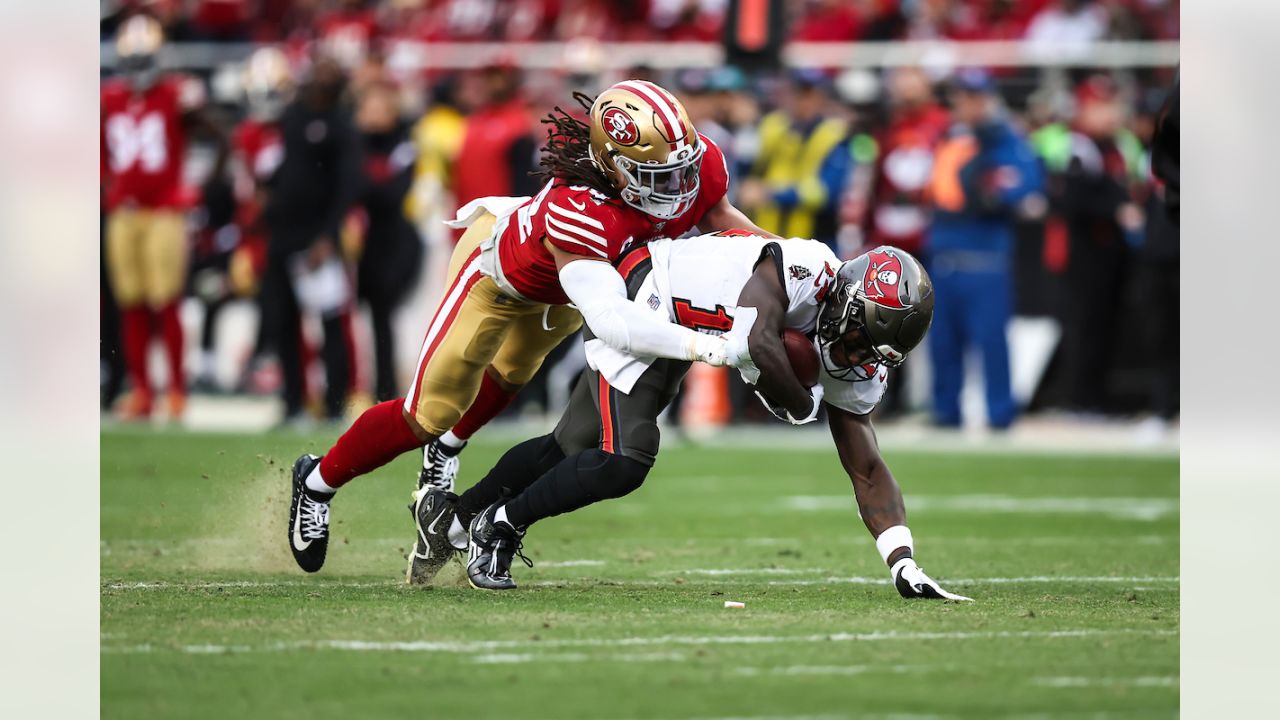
[[616, 80, 690, 156]]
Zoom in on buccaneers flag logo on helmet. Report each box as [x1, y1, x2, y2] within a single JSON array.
[[862, 250, 906, 309]]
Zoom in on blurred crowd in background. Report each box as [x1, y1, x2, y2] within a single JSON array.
[[100, 0, 1179, 45], [100, 0, 1179, 435]]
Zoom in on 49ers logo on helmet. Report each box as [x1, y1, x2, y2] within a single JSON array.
[[601, 107, 640, 146], [862, 250, 906, 309]]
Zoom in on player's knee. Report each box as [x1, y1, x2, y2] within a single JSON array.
[[412, 399, 465, 438], [485, 365, 528, 392], [578, 449, 649, 500]]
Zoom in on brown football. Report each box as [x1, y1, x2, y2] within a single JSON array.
[[782, 329, 820, 387]]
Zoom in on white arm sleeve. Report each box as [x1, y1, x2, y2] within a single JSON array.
[[558, 259, 723, 363]]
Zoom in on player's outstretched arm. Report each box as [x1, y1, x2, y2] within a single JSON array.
[[549, 244, 729, 365], [698, 195, 780, 239], [733, 261, 819, 421], [828, 406, 972, 601]]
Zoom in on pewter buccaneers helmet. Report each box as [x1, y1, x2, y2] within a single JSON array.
[[817, 246, 934, 380], [588, 80, 704, 220]]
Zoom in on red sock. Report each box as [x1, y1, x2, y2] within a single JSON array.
[[451, 372, 519, 441], [319, 399, 422, 488], [120, 307, 153, 398], [157, 302, 185, 394]]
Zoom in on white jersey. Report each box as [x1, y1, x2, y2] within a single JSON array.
[[585, 232, 888, 416]]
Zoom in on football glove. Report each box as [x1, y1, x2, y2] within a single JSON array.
[[690, 333, 731, 367], [891, 558, 972, 602], [723, 307, 758, 382], [754, 381, 824, 425]]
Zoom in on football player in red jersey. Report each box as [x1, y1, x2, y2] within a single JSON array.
[[102, 14, 227, 420], [225, 47, 290, 384], [287, 79, 772, 577]]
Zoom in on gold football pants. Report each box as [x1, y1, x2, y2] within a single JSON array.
[[105, 208, 187, 307], [403, 213, 583, 435]]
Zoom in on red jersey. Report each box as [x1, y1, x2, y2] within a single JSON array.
[[231, 118, 284, 232], [866, 104, 952, 255], [453, 99, 533, 209], [101, 75, 203, 211], [496, 134, 729, 305]]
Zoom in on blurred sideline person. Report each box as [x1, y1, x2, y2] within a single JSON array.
[[860, 67, 951, 417], [1136, 73, 1178, 434], [190, 47, 294, 393], [286, 80, 773, 577], [864, 68, 950, 259], [102, 14, 228, 420], [353, 80, 423, 402], [925, 69, 1043, 429], [261, 55, 361, 424], [407, 79, 467, 303], [740, 69, 850, 251], [227, 47, 293, 393], [413, 237, 967, 601], [452, 63, 540, 212], [1056, 76, 1144, 417]]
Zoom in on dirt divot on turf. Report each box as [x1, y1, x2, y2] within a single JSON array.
[[190, 457, 297, 574]]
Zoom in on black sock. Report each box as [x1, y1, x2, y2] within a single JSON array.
[[505, 449, 649, 528], [457, 434, 565, 515]]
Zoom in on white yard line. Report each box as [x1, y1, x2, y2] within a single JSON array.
[[103, 580, 400, 590], [731, 664, 921, 677], [1032, 675, 1178, 688], [665, 568, 827, 576], [471, 651, 686, 665], [104, 574, 1180, 591], [100, 627, 1176, 656], [785, 494, 1178, 521]]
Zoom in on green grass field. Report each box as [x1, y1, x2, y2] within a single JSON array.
[[101, 427, 1178, 719]]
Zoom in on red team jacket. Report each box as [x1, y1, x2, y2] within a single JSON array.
[[101, 75, 202, 211], [494, 134, 729, 306]]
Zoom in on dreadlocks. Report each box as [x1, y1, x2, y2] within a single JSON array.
[[533, 91, 616, 197]]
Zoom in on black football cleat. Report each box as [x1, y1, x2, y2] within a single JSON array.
[[466, 502, 532, 590], [288, 454, 332, 573], [405, 487, 463, 585], [417, 440, 463, 493]]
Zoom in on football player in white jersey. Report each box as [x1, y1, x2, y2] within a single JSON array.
[[412, 233, 969, 601]]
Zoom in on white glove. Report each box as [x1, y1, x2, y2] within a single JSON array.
[[723, 307, 758, 381], [891, 558, 973, 602], [754, 381, 824, 425], [689, 333, 730, 367]]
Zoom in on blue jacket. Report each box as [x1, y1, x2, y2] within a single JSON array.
[[927, 119, 1043, 257]]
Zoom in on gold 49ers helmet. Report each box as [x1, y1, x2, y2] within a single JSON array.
[[115, 14, 165, 89], [588, 80, 704, 220], [817, 246, 935, 380]]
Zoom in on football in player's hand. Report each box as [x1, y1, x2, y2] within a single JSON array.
[[782, 329, 820, 387]]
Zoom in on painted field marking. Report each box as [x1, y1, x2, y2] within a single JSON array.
[[784, 495, 1178, 521], [472, 651, 686, 665], [1033, 675, 1178, 688], [104, 574, 1180, 592], [100, 627, 1177, 656], [731, 664, 920, 677]]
